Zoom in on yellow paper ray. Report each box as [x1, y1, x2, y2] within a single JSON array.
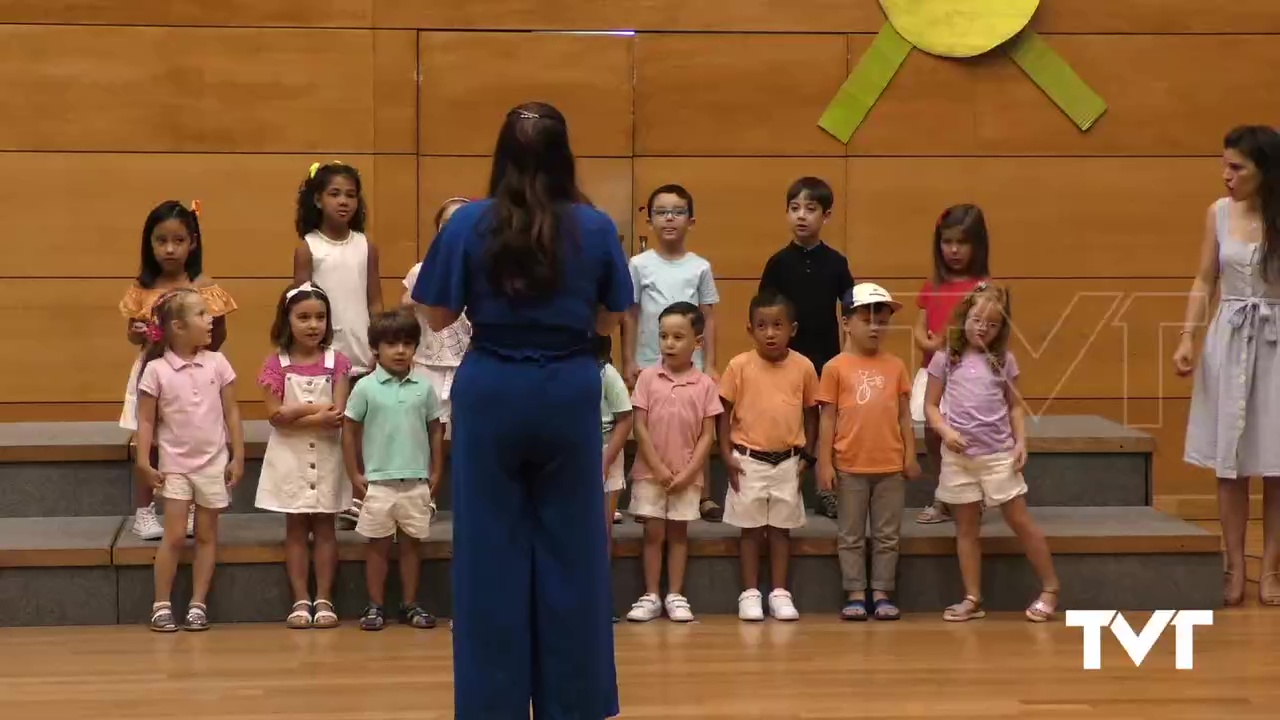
[[1005, 31, 1107, 131], [818, 23, 913, 143]]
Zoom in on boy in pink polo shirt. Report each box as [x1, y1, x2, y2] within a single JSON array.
[[625, 302, 723, 623], [133, 289, 245, 632]]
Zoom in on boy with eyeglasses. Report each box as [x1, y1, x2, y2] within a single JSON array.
[[622, 184, 724, 522]]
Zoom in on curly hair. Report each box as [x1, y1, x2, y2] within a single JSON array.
[[943, 282, 1012, 373], [295, 162, 367, 238]]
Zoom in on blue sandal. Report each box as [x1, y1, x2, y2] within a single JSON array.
[[872, 597, 901, 621], [840, 599, 869, 621]]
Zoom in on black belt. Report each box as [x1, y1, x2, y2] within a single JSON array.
[[733, 445, 801, 466]]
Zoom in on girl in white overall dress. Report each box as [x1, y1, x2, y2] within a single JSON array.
[[256, 283, 352, 628]]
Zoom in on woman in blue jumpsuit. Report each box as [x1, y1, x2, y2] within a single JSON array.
[[412, 102, 632, 720]]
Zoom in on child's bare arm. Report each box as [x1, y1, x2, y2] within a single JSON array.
[[621, 305, 640, 386], [126, 319, 147, 346], [292, 245, 313, 286], [221, 381, 245, 486], [816, 403, 836, 492], [604, 410, 633, 469], [342, 418, 367, 496], [366, 243, 383, 314], [1005, 376, 1028, 468], [699, 303, 718, 376], [899, 392, 921, 479], [134, 392, 163, 489], [427, 418, 445, 495], [802, 405, 819, 463]]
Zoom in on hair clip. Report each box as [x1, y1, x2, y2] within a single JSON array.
[[190, 200, 201, 218], [308, 160, 345, 179], [143, 321, 163, 344], [515, 110, 541, 120], [975, 280, 989, 291], [285, 281, 325, 300]]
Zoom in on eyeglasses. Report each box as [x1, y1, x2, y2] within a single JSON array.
[[966, 317, 1001, 330], [651, 208, 689, 219]]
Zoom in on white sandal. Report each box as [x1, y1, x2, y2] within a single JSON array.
[[312, 599, 339, 628], [286, 600, 313, 629]]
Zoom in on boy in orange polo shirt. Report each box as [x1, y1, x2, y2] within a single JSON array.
[[719, 290, 820, 621], [816, 283, 921, 621]]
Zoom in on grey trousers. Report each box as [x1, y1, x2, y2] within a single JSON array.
[[836, 471, 906, 592]]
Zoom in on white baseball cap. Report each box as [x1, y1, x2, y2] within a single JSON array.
[[842, 282, 902, 313]]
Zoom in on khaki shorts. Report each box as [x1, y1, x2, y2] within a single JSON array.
[[357, 480, 435, 540], [723, 451, 806, 530], [936, 447, 1028, 507], [162, 452, 230, 510], [604, 444, 625, 493], [628, 477, 700, 521]]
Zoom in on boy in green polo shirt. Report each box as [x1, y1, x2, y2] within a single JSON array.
[[343, 309, 445, 631]]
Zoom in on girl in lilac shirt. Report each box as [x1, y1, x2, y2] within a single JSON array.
[[922, 283, 1060, 623]]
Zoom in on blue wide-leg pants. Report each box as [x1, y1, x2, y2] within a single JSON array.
[[450, 350, 619, 720]]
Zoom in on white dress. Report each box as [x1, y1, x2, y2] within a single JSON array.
[[255, 350, 351, 514], [306, 230, 373, 374], [403, 262, 472, 421]]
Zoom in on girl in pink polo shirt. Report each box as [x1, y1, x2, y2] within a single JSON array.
[[255, 283, 352, 629], [134, 288, 246, 632], [922, 283, 1059, 623]]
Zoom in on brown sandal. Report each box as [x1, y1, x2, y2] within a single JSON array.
[[943, 595, 985, 622]]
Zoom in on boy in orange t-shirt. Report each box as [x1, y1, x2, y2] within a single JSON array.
[[816, 283, 921, 621], [719, 290, 820, 622]]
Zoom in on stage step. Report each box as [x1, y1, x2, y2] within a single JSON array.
[[0, 505, 1217, 626], [0, 415, 1153, 517]]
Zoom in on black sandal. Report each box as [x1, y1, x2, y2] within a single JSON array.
[[401, 602, 437, 629], [360, 604, 385, 631]]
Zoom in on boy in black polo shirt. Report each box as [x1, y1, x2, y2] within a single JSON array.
[[758, 176, 855, 519]]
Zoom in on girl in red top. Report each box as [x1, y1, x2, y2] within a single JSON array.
[[913, 204, 991, 524]]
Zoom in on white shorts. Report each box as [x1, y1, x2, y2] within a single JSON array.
[[357, 480, 435, 540], [936, 447, 1028, 507], [604, 444, 625, 493], [723, 451, 806, 530], [418, 364, 455, 426], [161, 451, 230, 510], [628, 478, 700, 521]]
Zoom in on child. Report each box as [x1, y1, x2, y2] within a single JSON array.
[[816, 284, 920, 621], [914, 204, 991, 524], [294, 161, 383, 381], [626, 302, 722, 623], [402, 196, 473, 433], [598, 334, 633, 534], [343, 310, 445, 631], [120, 200, 237, 541], [133, 289, 245, 632], [719, 291, 820, 622], [622, 184, 723, 522], [255, 282, 352, 629], [758, 177, 854, 521], [923, 283, 1060, 622]]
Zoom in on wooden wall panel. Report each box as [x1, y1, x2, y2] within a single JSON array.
[[0, 1, 374, 27], [371, 0, 1280, 34], [846, 35, 1280, 157], [713, 278, 1191, 400], [632, 158, 847, 279], [418, 157, 634, 253], [634, 34, 848, 156], [0, 278, 405, 405], [0, 154, 417, 280], [0, 26, 416, 153], [418, 32, 633, 158], [845, 157, 1223, 279]]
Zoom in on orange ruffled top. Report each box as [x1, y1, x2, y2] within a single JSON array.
[[118, 282, 238, 321]]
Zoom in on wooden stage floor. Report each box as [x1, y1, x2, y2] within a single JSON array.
[[2, 601, 1277, 719]]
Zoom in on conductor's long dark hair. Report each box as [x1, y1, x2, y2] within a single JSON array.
[[484, 102, 585, 298], [1225, 125, 1280, 282]]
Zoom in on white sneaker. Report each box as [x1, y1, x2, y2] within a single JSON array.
[[626, 593, 662, 622], [185, 505, 195, 538], [664, 593, 695, 622], [132, 505, 163, 540], [738, 589, 765, 622], [768, 589, 800, 621]]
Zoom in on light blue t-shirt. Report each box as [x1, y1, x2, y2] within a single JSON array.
[[629, 249, 719, 369], [600, 362, 632, 440]]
